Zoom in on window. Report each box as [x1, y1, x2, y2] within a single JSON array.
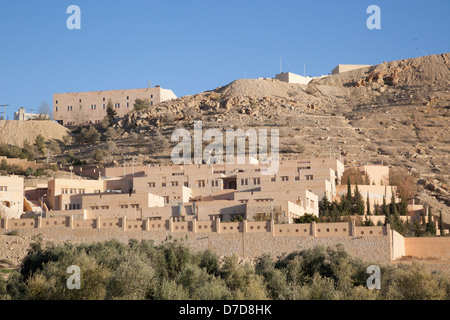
[[253, 178, 260, 185], [148, 182, 156, 188], [127, 102, 129, 107], [120, 205, 129, 209], [127, 96, 129, 100], [55, 100, 58, 104], [131, 204, 139, 209], [171, 181, 178, 187], [281, 176, 289, 182], [0, 186, 7, 191], [55, 107, 58, 112], [184, 182, 189, 187], [163, 196, 169, 204], [306, 175, 314, 181], [211, 180, 219, 187], [271, 177, 276, 182], [79, 99, 82, 103], [103, 104, 106, 109], [161, 182, 166, 187], [241, 179, 248, 186], [197, 180, 205, 188]]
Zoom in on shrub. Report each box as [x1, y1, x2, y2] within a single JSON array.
[[75, 126, 101, 144], [293, 214, 319, 224]]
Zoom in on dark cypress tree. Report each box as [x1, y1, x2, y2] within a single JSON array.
[[382, 195, 389, 216], [366, 193, 371, 216], [374, 204, 380, 216], [353, 183, 365, 215], [346, 175, 352, 202], [426, 208, 436, 235], [390, 188, 398, 216], [398, 193, 408, 216]]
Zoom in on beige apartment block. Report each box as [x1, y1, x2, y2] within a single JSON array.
[[53, 86, 177, 126], [43, 157, 344, 223], [0, 175, 24, 219], [235, 188, 318, 217], [47, 177, 132, 211], [331, 64, 372, 75]]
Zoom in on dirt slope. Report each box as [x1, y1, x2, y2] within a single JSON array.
[[0, 120, 69, 147]]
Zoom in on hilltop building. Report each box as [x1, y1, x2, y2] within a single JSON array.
[[53, 86, 177, 126], [273, 72, 328, 85], [331, 64, 372, 75], [13, 107, 50, 121]]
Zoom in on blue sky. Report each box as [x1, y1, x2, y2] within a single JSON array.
[[0, 0, 449, 120]]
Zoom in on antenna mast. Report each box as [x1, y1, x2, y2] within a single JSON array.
[[0, 105, 10, 121]]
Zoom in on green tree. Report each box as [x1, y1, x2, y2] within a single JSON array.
[[398, 194, 408, 216], [389, 188, 398, 216], [93, 149, 105, 163], [382, 195, 389, 217], [319, 195, 332, 218], [134, 98, 151, 111], [352, 183, 365, 215], [374, 204, 380, 216], [293, 214, 319, 224], [34, 134, 46, 155], [106, 100, 117, 125], [425, 208, 436, 235], [366, 193, 371, 216]]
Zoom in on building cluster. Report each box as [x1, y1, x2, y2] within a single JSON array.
[[271, 64, 373, 85], [1, 157, 422, 227]]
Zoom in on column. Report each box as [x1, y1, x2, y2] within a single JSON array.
[[311, 221, 317, 237], [216, 217, 221, 234], [122, 216, 127, 231]]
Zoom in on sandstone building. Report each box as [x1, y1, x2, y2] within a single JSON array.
[[53, 86, 177, 126]]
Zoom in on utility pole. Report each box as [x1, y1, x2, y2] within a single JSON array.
[[280, 55, 284, 74], [0, 105, 10, 121]]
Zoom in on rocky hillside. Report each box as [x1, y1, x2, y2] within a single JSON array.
[[60, 53, 449, 223]]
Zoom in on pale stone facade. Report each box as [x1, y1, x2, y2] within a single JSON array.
[[53, 86, 177, 126], [0, 176, 24, 219], [43, 157, 341, 223], [331, 64, 372, 75]]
